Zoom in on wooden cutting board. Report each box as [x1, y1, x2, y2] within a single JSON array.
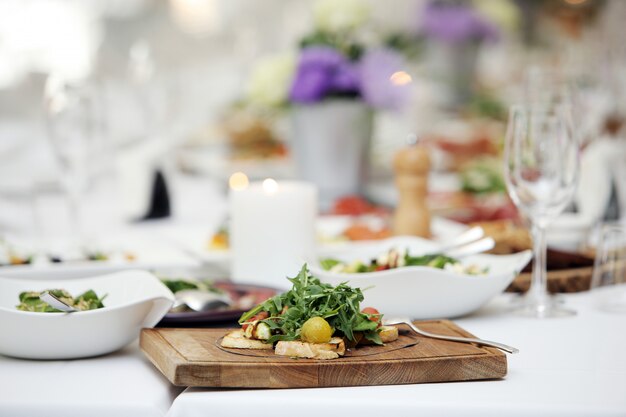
[[141, 320, 507, 388]]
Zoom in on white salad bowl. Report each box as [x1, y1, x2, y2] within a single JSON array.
[[310, 236, 532, 319], [0, 270, 174, 359]]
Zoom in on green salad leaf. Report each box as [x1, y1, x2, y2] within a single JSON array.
[[404, 254, 459, 268], [16, 289, 106, 312], [160, 278, 225, 295], [239, 264, 383, 345], [161, 279, 199, 293], [320, 249, 488, 275]]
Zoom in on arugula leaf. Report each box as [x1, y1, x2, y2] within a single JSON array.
[[161, 279, 199, 293], [363, 330, 383, 345], [405, 254, 458, 268], [239, 264, 382, 344], [320, 258, 341, 271]]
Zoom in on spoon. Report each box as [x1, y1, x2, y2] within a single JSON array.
[[172, 290, 232, 312], [443, 236, 495, 258], [39, 291, 78, 313], [438, 226, 484, 251], [383, 317, 519, 354]]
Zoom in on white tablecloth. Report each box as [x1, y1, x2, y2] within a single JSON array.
[[1, 286, 625, 417], [167, 292, 626, 417], [0, 341, 183, 417]]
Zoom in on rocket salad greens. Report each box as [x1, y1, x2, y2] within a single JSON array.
[[239, 264, 383, 345]]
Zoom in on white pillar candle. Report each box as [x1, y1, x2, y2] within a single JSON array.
[[230, 179, 317, 289]]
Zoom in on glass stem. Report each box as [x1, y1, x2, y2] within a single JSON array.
[[62, 168, 84, 242], [530, 223, 548, 306]]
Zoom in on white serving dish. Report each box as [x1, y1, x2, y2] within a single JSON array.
[[0, 270, 174, 359], [309, 236, 532, 319]]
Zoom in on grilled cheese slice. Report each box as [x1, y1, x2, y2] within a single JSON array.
[[274, 337, 346, 360]]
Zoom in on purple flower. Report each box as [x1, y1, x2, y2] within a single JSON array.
[[289, 47, 360, 103], [331, 61, 360, 92], [289, 46, 410, 112], [419, 1, 498, 44], [359, 48, 410, 112]]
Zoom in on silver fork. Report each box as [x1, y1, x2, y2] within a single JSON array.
[[383, 317, 519, 354], [39, 291, 78, 313]]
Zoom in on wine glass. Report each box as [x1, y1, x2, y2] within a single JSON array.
[[43, 75, 103, 240], [504, 105, 580, 318], [591, 222, 626, 313], [525, 68, 582, 142]]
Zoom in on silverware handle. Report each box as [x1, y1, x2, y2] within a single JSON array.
[[419, 332, 519, 354], [404, 321, 519, 354]]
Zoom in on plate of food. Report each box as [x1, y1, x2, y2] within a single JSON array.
[[158, 278, 278, 326], [308, 236, 532, 319], [0, 234, 198, 279], [0, 270, 174, 359], [140, 265, 510, 388]]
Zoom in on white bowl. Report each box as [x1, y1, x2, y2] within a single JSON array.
[[0, 270, 174, 359], [310, 236, 532, 319]]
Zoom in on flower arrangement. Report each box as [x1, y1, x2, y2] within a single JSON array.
[[246, 0, 412, 113], [418, 0, 500, 45]]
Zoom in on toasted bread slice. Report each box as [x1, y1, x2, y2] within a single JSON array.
[[275, 337, 346, 360], [379, 325, 399, 343], [221, 330, 273, 350], [358, 325, 399, 345]]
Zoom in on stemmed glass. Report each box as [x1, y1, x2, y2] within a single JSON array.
[[591, 222, 626, 313], [504, 105, 580, 318], [43, 75, 103, 241]]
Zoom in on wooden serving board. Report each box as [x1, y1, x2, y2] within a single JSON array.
[[140, 320, 507, 388]]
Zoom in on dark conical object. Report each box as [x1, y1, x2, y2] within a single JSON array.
[[141, 169, 171, 220]]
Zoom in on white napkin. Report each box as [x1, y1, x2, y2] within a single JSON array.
[[575, 138, 614, 223]]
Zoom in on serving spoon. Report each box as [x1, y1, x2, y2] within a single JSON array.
[[443, 236, 495, 258], [172, 290, 232, 312], [437, 226, 485, 252], [39, 291, 78, 313], [383, 317, 519, 354]]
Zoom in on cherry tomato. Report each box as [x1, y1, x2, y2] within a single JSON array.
[[332, 196, 372, 216], [242, 311, 269, 331], [361, 307, 381, 323]]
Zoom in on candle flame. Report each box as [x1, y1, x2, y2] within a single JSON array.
[[390, 71, 412, 86], [262, 178, 279, 194], [229, 172, 249, 190]]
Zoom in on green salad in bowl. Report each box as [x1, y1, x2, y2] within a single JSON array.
[[321, 247, 488, 275], [16, 289, 106, 312]]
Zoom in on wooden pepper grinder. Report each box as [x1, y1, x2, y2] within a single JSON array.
[[392, 136, 431, 237]]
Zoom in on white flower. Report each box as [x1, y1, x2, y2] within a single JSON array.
[[246, 53, 295, 108], [313, 0, 370, 33]]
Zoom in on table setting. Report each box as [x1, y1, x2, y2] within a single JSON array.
[[1, 0, 626, 416]]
